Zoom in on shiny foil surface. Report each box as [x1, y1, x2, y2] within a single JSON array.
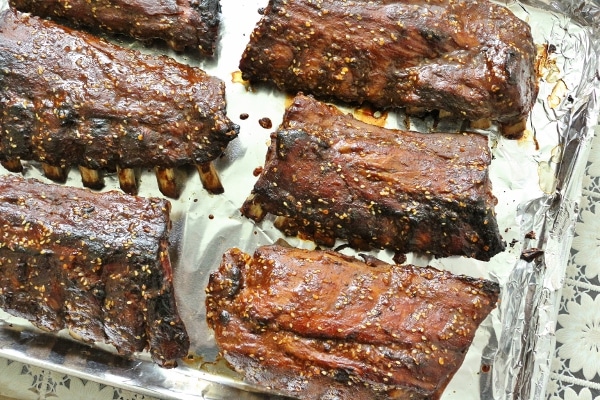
[[0, 0, 598, 399]]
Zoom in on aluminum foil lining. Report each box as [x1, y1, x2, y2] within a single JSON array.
[[0, 0, 599, 399]]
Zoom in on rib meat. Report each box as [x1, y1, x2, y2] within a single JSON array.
[[0, 175, 189, 368], [239, 0, 538, 132], [10, 0, 221, 56], [206, 244, 500, 399], [242, 94, 505, 261], [0, 9, 239, 196]]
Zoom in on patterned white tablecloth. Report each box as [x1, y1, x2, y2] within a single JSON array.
[[0, 357, 154, 400], [545, 129, 600, 400]]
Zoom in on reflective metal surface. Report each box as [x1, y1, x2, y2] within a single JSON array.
[[0, 0, 598, 399]]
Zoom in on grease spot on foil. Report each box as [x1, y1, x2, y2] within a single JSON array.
[[548, 80, 568, 109], [536, 43, 560, 83], [200, 356, 244, 379], [231, 70, 251, 91], [353, 106, 389, 127], [538, 145, 562, 194], [517, 129, 540, 151]]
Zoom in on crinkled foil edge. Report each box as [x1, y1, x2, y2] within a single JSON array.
[[485, 2, 600, 398], [0, 1, 598, 399]]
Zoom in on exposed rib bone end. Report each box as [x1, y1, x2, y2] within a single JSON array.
[[1, 158, 23, 173], [155, 167, 181, 199], [78, 166, 105, 190], [42, 163, 68, 182], [240, 194, 266, 222], [438, 109, 453, 119], [273, 216, 298, 236], [470, 118, 492, 130], [501, 118, 527, 139], [117, 167, 139, 195], [197, 162, 224, 194], [405, 106, 428, 117]]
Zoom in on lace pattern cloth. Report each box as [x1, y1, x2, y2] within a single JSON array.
[[546, 128, 600, 400]]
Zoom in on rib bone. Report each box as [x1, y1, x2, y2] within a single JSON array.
[[117, 167, 139, 195], [155, 167, 181, 199], [501, 118, 528, 139], [1, 158, 23, 172], [42, 163, 68, 182], [197, 162, 224, 194], [0, 10, 239, 198]]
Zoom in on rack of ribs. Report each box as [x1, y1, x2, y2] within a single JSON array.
[[0, 9, 239, 198], [206, 244, 500, 399], [0, 175, 189, 367], [10, 0, 222, 57], [239, 0, 538, 137], [242, 94, 505, 261]]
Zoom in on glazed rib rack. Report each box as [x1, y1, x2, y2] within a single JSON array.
[[0, 9, 239, 198], [9, 0, 222, 56], [239, 0, 538, 137], [242, 94, 505, 261], [0, 175, 189, 367], [206, 244, 500, 399]]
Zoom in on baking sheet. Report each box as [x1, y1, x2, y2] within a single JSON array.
[[0, 0, 599, 399]]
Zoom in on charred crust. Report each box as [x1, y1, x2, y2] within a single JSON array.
[[0, 175, 189, 368], [243, 94, 505, 261], [0, 10, 237, 195]]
